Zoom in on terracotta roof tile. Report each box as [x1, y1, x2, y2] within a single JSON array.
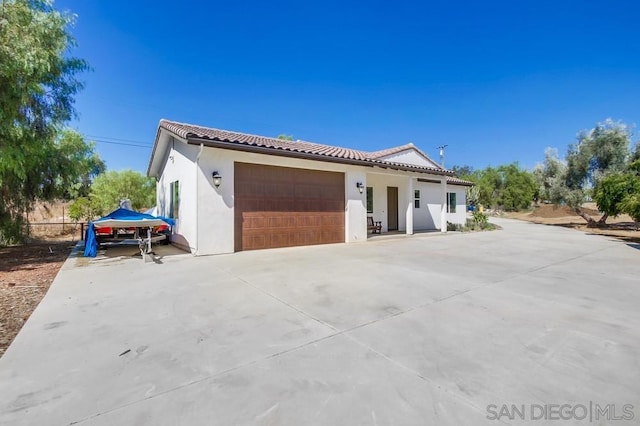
[[157, 119, 454, 176], [447, 177, 475, 186], [368, 143, 417, 159]]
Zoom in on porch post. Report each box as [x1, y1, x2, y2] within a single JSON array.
[[406, 177, 414, 235], [440, 177, 447, 232]]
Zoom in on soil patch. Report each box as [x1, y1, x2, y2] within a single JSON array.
[[529, 204, 600, 218], [503, 205, 640, 243], [0, 242, 73, 357]]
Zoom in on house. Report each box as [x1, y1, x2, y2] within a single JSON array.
[[147, 120, 473, 255]]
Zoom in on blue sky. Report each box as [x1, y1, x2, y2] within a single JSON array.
[[56, 0, 640, 173]]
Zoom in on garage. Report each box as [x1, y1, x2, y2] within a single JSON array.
[[234, 162, 345, 251]]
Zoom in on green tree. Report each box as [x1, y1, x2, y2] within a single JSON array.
[[533, 148, 566, 203], [90, 170, 155, 215], [68, 196, 99, 222], [451, 165, 474, 179], [277, 134, 294, 140], [620, 193, 640, 222], [469, 163, 536, 211], [0, 0, 89, 243], [561, 119, 632, 225], [466, 185, 480, 207], [596, 160, 640, 222], [56, 130, 105, 199], [496, 163, 537, 210]]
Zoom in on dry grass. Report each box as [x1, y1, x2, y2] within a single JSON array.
[[25, 201, 84, 241]]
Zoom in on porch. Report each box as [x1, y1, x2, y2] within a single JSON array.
[[364, 172, 449, 238]]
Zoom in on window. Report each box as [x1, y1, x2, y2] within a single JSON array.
[[414, 189, 420, 209], [447, 192, 457, 213], [366, 187, 373, 213], [170, 181, 180, 219]]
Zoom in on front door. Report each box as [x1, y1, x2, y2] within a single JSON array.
[[387, 186, 398, 231]]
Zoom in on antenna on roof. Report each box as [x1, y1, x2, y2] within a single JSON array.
[[437, 145, 448, 168]]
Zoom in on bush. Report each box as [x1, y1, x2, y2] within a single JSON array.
[[447, 222, 463, 231], [464, 212, 496, 232], [472, 211, 489, 228]]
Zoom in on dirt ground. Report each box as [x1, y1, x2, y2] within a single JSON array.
[[1, 201, 79, 358], [0, 241, 74, 357], [502, 204, 640, 243]]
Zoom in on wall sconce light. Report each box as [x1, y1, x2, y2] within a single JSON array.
[[212, 171, 222, 188], [356, 182, 364, 194]]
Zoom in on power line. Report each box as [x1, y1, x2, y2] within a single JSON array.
[[85, 134, 152, 145], [91, 139, 152, 149]]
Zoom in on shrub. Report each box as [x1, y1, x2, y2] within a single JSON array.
[[472, 211, 489, 229], [447, 221, 463, 231]]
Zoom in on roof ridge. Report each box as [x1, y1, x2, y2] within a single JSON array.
[[151, 119, 455, 177], [160, 119, 372, 157], [368, 143, 442, 168], [160, 119, 291, 145]]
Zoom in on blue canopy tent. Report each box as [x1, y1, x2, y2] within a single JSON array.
[[83, 208, 174, 257]]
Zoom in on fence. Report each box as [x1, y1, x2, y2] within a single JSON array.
[[25, 222, 86, 242]]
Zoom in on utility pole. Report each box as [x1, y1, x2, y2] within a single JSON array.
[[437, 144, 448, 168]]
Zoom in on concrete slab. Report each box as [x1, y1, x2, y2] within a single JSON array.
[[1, 218, 639, 425]]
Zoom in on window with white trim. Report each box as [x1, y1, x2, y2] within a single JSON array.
[[169, 180, 180, 219], [447, 192, 456, 213]]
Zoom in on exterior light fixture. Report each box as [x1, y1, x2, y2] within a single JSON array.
[[212, 171, 222, 188], [356, 182, 364, 194]]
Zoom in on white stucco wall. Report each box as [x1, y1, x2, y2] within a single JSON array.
[[156, 137, 199, 251], [194, 147, 370, 255], [345, 170, 368, 242], [415, 181, 442, 230], [447, 185, 467, 225], [378, 149, 440, 169], [153, 134, 466, 254]]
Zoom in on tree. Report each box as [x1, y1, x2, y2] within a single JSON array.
[[620, 192, 640, 222], [562, 119, 632, 225], [596, 160, 640, 223], [496, 163, 537, 210], [89, 170, 155, 215], [593, 173, 639, 218], [277, 134, 294, 140], [68, 196, 99, 222], [0, 0, 89, 243], [469, 163, 536, 210], [56, 130, 105, 199], [534, 148, 567, 203], [451, 165, 474, 179], [466, 185, 480, 207]]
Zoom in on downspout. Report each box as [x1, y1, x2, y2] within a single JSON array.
[[194, 143, 204, 255]]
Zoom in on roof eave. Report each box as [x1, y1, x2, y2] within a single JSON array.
[[146, 126, 164, 177], [185, 136, 454, 177]]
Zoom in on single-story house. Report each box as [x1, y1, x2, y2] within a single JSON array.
[[147, 120, 473, 255]]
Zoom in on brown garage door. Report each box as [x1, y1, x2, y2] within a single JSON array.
[[234, 162, 345, 251]]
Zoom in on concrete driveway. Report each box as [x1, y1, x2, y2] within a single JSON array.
[[1, 218, 639, 425]]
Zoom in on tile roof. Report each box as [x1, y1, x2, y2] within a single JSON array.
[[368, 143, 418, 159], [446, 177, 475, 186], [154, 119, 456, 177]]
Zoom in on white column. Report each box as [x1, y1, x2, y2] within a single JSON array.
[[345, 170, 367, 242], [406, 177, 414, 235], [440, 178, 447, 232]]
